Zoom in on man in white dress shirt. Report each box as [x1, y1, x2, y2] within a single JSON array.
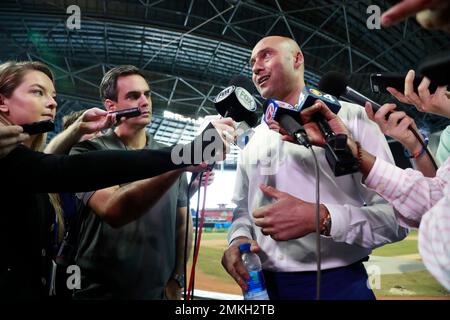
[[221, 36, 408, 300]]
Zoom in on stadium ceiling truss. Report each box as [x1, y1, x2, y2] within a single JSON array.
[[1, 0, 449, 136]]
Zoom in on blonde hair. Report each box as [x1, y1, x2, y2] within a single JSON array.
[[0, 61, 65, 242]]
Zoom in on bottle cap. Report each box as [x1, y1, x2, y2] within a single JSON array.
[[239, 242, 251, 252]]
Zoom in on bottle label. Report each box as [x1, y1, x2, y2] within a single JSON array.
[[246, 270, 266, 293]]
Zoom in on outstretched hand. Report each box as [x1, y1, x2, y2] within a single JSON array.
[[386, 70, 450, 118]]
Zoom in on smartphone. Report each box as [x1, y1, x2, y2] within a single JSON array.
[[370, 73, 438, 94], [21, 120, 55, 135], [418, 50, 450, 87], [109, 107, 141, 119]]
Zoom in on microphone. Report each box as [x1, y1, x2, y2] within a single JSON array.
[[319, 71, 383, 112], [263, 87, 359, 176], [215, 75, 259, 126], [262, 85, 341, 143], [190, 76, 258, 184], [263, 97, 300, 123], [296, 86, 342, 141], [214, 85, 259, 126], [263, 99, 310, 147], [263, 86, 341, 121], [214, 76, 259, 149], [228, 75, 258, 95]]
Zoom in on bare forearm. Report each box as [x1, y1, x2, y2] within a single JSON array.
[[188, 180, 199, 199], [411, 148, 437, 177], [44, 122, 83, 154], [404, 136, 437, 178], [174, 207, 192, 275], [347, 139, 376, 181], [105, 169, 183, 227]]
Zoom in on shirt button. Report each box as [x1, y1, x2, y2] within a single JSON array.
[[41, 249, 46, 257], [41, 277, 46, 286]]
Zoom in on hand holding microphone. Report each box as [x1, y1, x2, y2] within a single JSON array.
[[187, 117, 235, 181], [270, 98, 354, 151], [364, 102, 425, 154], [74, 107, 143, 139], [214, 76, 259, 149], [211, 117, 237, 159], [76, 108, 113, 135], [263, 86, 359, 176], [299, 100, 351, 147]]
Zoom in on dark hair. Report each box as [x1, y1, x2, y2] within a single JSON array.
[[0, 61, 54, 98], [99, 65, 148, 101]]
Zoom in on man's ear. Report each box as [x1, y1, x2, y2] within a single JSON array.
[[104, 99, 116, 112], [293, 51, 304, 70], [0, 94, 9, 114]]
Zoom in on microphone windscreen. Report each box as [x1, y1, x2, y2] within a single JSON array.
[[229, 75, 257, 95], [262, 98, 274, 115], [245, 112, 259, 127], [319, 71, 348, 97]]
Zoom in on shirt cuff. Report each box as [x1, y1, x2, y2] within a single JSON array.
[[227, 230, 253, 246], [321, 203, 350, 242]]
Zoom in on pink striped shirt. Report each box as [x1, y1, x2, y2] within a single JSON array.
[[365, 157, 450, 227], [365, 157, 450, 290]]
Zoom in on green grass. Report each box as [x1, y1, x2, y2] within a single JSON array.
[[374, 271, 450, 297], [192, 246, 236, 285], [372, 239, 419, 257], [408, 230, 418, 237], [372, 229, 418, 257], [194, 231, 449, 298], [200, 231, 229, 241]]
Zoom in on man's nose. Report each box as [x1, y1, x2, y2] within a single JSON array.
[[138, 93, 149, 106], [252, 60, 263, 76]]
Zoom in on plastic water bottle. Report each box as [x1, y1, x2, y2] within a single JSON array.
[[239, 243, 270, 300]]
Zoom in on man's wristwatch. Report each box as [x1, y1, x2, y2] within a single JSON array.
[[320, 209, 332, 237], [172, 273, 185, 288]]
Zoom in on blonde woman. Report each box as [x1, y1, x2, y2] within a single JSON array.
[[0, 61, 233, 298]]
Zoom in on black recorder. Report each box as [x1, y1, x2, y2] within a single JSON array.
[[370, 73, 438, 95], [109, 107, 142, 119], [21, 120, 55, 135]]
